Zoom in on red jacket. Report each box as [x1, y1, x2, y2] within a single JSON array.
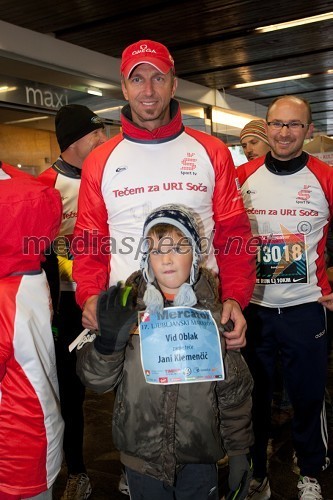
[[73, 101, 255, 309], [0, 178, 64, 497], [0, 161, 32, 179]]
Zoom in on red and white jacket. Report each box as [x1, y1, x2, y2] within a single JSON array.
[[73, 100, 255, 309], [39, 159, 81, 291], [38, 159, 81, 240], [237, 154, 333, 307], [0, 178, 64, 498]]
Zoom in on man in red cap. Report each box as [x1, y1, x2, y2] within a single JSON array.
[[72, 42, 256, 495], [118, 40, 177, 134], [74, 38, 255, 345]]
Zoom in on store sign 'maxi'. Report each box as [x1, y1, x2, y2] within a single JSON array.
[[0, 75, 84, 110], [25, 87, 69, 108]]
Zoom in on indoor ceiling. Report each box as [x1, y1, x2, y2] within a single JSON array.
[[1, 0, 332, 136]]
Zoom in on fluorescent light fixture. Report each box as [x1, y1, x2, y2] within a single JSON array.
[[87, 87, 103, 96], [4, 116, 49, 125], [95, 105, 122, 113], [0, 85, 17, 92], [256, 12, 333, 32], [233, 73, 310, 89], [211, 107, 258, 128]]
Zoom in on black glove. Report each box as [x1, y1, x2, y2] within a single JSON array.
[[225, 454, 253, 500], [94, 282, 137, 355]]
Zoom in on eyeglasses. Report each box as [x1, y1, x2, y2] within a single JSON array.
[[267, 121, 309, 130]]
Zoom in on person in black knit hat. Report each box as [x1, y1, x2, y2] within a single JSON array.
[[39, 104, 107, 500], [55, 104, 105, 153]]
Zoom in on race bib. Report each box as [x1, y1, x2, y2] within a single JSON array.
[[139, 306, 224, 385], [256, 232, 308, 284]]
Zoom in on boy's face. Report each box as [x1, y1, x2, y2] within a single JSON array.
[[148, 230, 193, 296]]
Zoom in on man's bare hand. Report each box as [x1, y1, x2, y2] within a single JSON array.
[[318, 293, 333, 311], [82, 295, 99, 330], [221, 299, 247, 350]]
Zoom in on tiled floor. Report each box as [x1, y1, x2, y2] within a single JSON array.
[[53, 350, 333, 499]]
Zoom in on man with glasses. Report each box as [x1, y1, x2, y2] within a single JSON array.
[[237, 96, 333, 500]]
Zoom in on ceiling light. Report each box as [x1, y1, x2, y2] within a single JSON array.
[[4, 116, 49, 124], [211, 107, 259, 128], [0, 86, 17, 92], [255, 12, 333, 32], [232, 73, 310, 89], [95, 105, 122, 113], [87, 87, 103, 96]]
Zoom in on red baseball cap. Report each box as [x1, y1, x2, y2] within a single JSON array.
[[121, 40, 175, 78]]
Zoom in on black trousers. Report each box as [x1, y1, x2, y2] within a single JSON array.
[[125, 464, 219, 500], [55, 291, 86, 474], [243, 301, 328, 478]]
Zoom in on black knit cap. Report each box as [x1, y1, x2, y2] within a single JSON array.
[[55, 104, 104, 152]]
